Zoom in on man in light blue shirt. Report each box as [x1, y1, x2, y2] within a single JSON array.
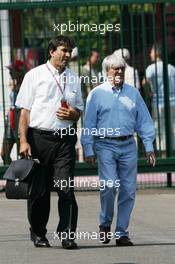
[[144, 43, 175, 152], [81, 54, 156, 246]]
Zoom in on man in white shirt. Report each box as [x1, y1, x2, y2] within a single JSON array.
[[16, 36, 83, 249], [81, 49, 100, 100]]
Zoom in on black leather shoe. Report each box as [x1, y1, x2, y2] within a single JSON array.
[[62, 239, 78, 249], [116, 236, 134, 246], [99, 225, 111, 244], [30, 228, 50, 248]]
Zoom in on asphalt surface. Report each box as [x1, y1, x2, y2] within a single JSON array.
[[0, 189, 175, 264]]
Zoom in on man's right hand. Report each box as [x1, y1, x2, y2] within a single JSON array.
[[85, 156, 96, 167], [19, 142, 32, 157], [146, 151, 156, 167]]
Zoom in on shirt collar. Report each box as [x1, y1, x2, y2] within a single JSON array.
[[106, 80, 123, 91], [47, 60, 67, 76]]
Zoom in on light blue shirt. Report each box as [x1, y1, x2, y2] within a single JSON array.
[[146, 61, 175, 105], [81, 81, 155, 157]]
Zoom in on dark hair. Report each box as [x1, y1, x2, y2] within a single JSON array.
[[48, 35, 75, 59], [89, 49, 99, 58], [152, 43, 162, 57]]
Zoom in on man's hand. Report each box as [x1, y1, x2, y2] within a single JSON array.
[[56, 103, 80, 121], [19, 141, 32, 158], [146, 152, 156, 167], [85, 156, 96, 167]]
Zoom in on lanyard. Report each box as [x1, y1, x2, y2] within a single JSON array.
[[46, 63, 66, 96]]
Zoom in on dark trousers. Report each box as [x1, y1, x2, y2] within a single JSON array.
[[27, 128, 78, 237]]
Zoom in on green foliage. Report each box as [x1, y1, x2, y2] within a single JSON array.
[[22, 4, 121, 64]]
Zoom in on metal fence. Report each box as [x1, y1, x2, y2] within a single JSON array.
[[0, 0, 175, 187]]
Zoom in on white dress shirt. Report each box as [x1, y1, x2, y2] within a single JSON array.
[[15, 61, 84, 130], [124, 63, 140, 89]]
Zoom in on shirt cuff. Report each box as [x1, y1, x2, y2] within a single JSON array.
[[144, 142, 154, 153], [83, 144, 95, 157], [15, 103, 31, 110]]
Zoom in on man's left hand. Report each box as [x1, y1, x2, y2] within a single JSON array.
[[56, 103, 80, 121], [146, 152, 156, 167]]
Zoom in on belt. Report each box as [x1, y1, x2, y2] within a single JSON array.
[[102, 135, 133, 141], [29, 127, 73, 136]]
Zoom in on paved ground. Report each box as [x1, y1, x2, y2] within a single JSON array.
[[0, 189, 175, 264]]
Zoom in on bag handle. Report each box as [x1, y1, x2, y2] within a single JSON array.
[[18, 155, 40, 164]]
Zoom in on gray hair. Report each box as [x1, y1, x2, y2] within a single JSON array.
[[113, 48, 130, 63], [71, 47, 78, 58], [102, 54, 126, 75]]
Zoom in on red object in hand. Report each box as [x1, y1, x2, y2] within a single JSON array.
[[61, 99, 68, 109], [9, 108, 15, 130]]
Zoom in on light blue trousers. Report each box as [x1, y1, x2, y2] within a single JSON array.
[[95, 137, 137, 237]]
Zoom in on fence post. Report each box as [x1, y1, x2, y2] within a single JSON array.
[[160, 3, 172, 186]]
